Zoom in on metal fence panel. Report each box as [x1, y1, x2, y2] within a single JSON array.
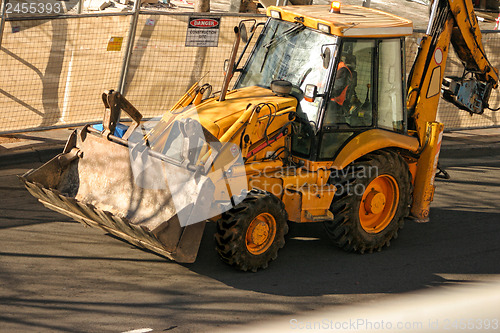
[[0, 14, 131, 133], [0, 12, 264, 133], [1, 13, 500, 134], [3, 0, 81, 18], [124, 13, 265, 117]]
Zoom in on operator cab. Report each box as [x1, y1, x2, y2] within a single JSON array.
[[302, 37, 407, 160], [235, 4, 412, 162]]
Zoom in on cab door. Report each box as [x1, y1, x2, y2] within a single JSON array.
[[318, 37, 406, 161]]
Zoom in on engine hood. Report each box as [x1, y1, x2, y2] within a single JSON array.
[[182, 86, 297, 139]]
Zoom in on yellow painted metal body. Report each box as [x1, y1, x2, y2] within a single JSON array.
[[447, 0, 498, 87], [407, 1, 499, 143], [406, 0, 498, 220], [330, 130, 419, 170], [407, 19, 453, 144], [147, 84, 349, 223], [267, 5, 413, 38], [246, 164, 336, 222], [208, 126, 421, 223], [410, 122, 444, 222], [161, 86, 296, 140], [163, 7, 421, 224], [291, 130, 419, 172], [159, 84, 425, 223]]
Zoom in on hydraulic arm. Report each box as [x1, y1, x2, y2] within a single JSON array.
[[407, 0, 499, 221], [408, 0, 498, 140]]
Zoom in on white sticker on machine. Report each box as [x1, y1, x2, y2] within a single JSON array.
[[434, 47, 443, 65]]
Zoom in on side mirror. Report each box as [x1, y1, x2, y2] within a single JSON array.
[[304, 84, 318, 102], [321, 48, 331, 69]]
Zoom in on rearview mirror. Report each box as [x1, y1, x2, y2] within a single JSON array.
[[322, 48, 331, 69], [304, 84, 318, 102], [239, 22, 248, 43]]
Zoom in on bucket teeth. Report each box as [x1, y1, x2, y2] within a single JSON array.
[[58, 193, 82, 216], [110, 213, 135, 234], [94, 209, 121, 231], [75, 202, 104, 228], [19, 129, 207, 263], [24, 180, 44, 199], [21, 178, 200, 262]]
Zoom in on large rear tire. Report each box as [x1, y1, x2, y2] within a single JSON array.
[[324, 150, 412, 253], [215, 190, 288, 272]]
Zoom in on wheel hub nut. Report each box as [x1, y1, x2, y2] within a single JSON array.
[[364, 190, 386, 215], [251, 222, 269, 246]]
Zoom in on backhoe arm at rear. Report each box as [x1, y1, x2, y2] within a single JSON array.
[[447, 0, 498, 85], [441, 0, 499, 115], [408, 0, 499, 140], [407, 0, 499, 221]]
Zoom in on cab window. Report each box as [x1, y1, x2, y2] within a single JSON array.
[[323, 39, 375, 129], [378, 39, 405, 132], [319, 39, 375, 159]]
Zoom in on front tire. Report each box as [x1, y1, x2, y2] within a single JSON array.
[[324, 150, 412, 253], [215, 190, 288, 272]]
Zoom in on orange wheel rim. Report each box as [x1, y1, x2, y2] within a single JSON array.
[[359, 175, 399, 233], [245, 213, 276, 255]]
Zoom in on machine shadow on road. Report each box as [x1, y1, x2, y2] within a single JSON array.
[[185, 145, 500, 296], [0, 174, 74, 230], [2, 149, 500, 301], [184, 205, 500, 297]]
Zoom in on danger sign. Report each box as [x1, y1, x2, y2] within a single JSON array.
[[190, 18, 219, 27], [186, 16, 221, 47]]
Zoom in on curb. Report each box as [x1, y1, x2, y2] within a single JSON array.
[[441, 143, 500, 151], [441, 135, 500, 153], [0, 146, 64, 168]]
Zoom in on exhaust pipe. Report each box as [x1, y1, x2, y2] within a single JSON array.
[[219, 26, 241, 102]]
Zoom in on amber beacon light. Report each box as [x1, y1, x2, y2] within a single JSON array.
[[330, 1, 341, 13]]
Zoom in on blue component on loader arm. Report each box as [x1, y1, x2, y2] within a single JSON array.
[[92, 123, 129, 138]]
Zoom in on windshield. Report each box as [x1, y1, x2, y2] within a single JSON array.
[[236, 19, 337, 125]]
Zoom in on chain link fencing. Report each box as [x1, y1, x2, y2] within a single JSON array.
[[123, 12, 262, 115], [0, 13, 132, 132], [0, 7, 264, 133], [0, 8, 499, 134]]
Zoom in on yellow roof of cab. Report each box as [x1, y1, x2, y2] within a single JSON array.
[[267, 5, 413, 38]]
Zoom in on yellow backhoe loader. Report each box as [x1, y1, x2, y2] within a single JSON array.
[[21, 0, 498, 271]]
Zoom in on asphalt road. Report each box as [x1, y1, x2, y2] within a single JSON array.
[[1, 147, 500, 333]]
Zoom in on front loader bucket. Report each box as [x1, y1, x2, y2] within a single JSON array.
[[20, 127, 214, 263]]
